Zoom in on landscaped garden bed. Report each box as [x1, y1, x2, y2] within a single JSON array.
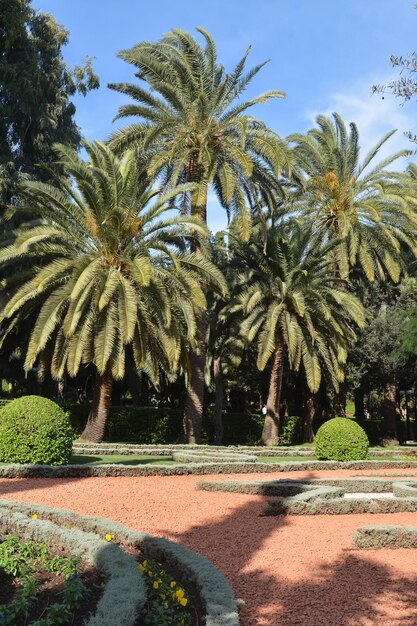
[[0, 533, 104, 625], [0, 500, 240, 626]]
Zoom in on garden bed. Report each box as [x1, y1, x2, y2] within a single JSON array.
[[0, 500, 240, 626]]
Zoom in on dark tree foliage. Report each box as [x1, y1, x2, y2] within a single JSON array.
[[0, 0, 99, 212], [347, 279, 417, 414]]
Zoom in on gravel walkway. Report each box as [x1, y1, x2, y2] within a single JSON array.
[[1, 467, 417, 625]]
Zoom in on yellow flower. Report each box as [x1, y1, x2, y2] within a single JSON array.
[[175, 589, 185, 600], [170, 581, 176, 588], [65, 524, 71, 529], [31, 514, 38, 519], [143, 560, 147, 567], [161, 594, 166, 600], [180, 598, 188, 607], [138, 564, 145, 573], [105, 533, 113, 542], [153, 581, 159, 589]]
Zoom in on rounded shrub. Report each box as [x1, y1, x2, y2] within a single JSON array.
[[0, 396, 74, 465], [315, 417, 369, 461]]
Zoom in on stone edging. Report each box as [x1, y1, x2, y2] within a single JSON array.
[[0, 504, 145, 626], [0, 499, 240, 626]]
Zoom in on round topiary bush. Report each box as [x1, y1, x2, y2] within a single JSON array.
[[0, 396, 74, 465], [315, 417, 369, 461]]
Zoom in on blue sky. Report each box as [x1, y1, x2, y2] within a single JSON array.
[[34, 0, 417, 231]]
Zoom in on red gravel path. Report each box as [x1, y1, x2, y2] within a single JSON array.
[[1, 467, 417, 625]]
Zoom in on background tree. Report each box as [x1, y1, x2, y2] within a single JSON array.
[[0, 0, 99, 214], [107, 27, 291, 443]]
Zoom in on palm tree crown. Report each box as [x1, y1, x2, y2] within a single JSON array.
[[108, 27, 291, 236], [288, 113, 417, 281]]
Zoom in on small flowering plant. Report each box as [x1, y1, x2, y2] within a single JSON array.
[[138, 558, 192, 625]]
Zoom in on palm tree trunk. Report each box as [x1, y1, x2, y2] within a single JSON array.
[[381, 381, 399, 445], [183, 176, 208, 444], [261, 337, 284, 446], [213, 355, 224, 445], [354, 388, 365, 420], [183, 307, 207, 443], [80, 366, 113, 443], [303, 385, 315, 443], [332, 385, 347, 417]]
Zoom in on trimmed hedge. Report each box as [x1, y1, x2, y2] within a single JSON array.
[[1, 459, 417, 478], [392, 481, 417, 498], [197, 477, 396, 495], [262, 495, 417, 516], [67, 404, 264, 445], [315, 418, 369, 461], [0, 500, 241, 626], [0, 396, 73, 465], [172, 451, 258, 463], [353, 525, 417, 549], [197, 480, 343, 499]]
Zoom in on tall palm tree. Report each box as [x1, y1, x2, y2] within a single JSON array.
[[235, 222, 365, 445], [107, 27, 291, 442], [288, 113, 417, 282], [0, 141, 225, 442]]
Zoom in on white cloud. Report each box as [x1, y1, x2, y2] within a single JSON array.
[[307, 75, 417, 169]]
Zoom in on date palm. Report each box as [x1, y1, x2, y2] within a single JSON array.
[[0, 141, 225, 442], [288, 113, 417, 282], [235, 222, 365, 445], [107, 28, 291, 442]]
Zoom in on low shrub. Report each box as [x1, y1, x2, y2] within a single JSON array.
[[315, 417, 369, 461], [0, 396, 74, 465]]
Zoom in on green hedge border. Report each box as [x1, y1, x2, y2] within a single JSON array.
[[392, 480, 417, 498], [2, 459, 417, 478], [262, 494, 417, 516], [197, 477, 399, 495], [0, 504, 145, 626], [72, 442, 417, 458], [171, 451, 258, 463], [353, 525, 417, 549], [0, 499, 240, 626]]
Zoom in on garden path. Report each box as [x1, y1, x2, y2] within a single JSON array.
[[1, 467, 417, 625]]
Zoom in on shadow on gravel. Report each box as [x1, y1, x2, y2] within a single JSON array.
[[275, 554, 417, 626], [172, 493, 417, 626], [0, 476, 82, 497]]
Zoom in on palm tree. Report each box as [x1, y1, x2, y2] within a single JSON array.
[[0, 141, 225, 442], [235, 222, 365, 445], [288, 113, 417, 282], [107, 28, 291, 442]]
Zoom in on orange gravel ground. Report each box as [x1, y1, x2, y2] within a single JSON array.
[[1, 467, 417, 625]]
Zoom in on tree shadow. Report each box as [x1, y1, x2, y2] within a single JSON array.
[[275, 553, 417, 626], [170, 492, 417, 625]]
